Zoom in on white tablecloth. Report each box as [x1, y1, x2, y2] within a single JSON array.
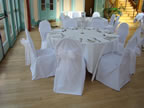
[[47, 28, 119, 75]]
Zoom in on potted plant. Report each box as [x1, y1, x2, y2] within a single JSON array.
[[104, 6, 125, 19]]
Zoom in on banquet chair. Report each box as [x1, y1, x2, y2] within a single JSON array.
[[117, 23, 129, 45], [109, 14, 115, 25], [39, 20, 52, 49], [96, 46, 131, 91], [104, 18, 119, 33], [67, 11, 73, 18], [133, 13, 144, 23], [63, 18, 78, 29], [126, 27, 141, 75], [60, 13, 71, 28], [92, 12, 100, 17], [72, 11, 82, 18], [21, 29, 56, 80], [53, 38, 86, 95], [115, 23, 129, 53], [115, 16, 120, 24], [90, 18, 107, 29], [60, 13, 65, 20]]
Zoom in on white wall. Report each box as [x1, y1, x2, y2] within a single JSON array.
[[63, 0, 71, 11], [75, 0, 84, 12]]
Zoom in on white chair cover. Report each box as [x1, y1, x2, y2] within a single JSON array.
[[89, 18, 107, 29], [39, 20, 52, 49], [72, 11, 82, 18], [54, 38, 86, 95], [126, 27, 141, 74], [134, 13, 144, 22], [92, 12, 100, 17], [133, 13, 144, 49], [63, 18, 78, 29], [109, 14, 115, 25], [115, 16, 120, 24], [115, 23, 129, 53], [60, 14, 71, 28], [67, 11, 73, 18], [96, 48, 131, 91], [104, 19, 119, 33], [22, 29, 56, 80], [117, 23, 129, 44], [60, 13, 65, 21]]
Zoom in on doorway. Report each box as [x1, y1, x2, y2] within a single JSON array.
[[0, 0, 22, 61], [39, 0, 56, 21], [85, 0, 94, 17]]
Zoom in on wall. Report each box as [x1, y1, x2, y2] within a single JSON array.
[[33, 0, 39, 21], [23, 0, 28, 28], [63, 0, 71, 11], [56, 0, 60, 20], [94, 0, 106, 17], [75, 0, 84, 12]]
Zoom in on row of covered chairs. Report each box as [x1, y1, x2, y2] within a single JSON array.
[[60, 13, 120, 33], [62, 11, 101, 18]]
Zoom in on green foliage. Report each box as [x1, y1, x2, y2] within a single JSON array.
[[104, 6, 125, 19]]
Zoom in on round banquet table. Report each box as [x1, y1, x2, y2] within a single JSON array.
[[46, 28, 119, 76]]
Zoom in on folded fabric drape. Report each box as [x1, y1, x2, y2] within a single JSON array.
[[54, 38, 86, 95], [20, 38, 31, 65]]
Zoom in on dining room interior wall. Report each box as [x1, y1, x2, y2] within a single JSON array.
[[23, 0, 28, 28], [33, 0, 39, 21], [63, 0, 71, 12], [56, 0, 60, 20], [75, 0, 84, 12]]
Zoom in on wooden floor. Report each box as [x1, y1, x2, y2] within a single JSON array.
[[0, 26, 144, 108]]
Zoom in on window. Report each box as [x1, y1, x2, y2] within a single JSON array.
[[50, 0, 53, 10], [41, 0, 46, 10]]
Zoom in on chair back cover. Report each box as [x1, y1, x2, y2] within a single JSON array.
[[90, 18, 106, 29], [126, 27, 141, 74], [117, 23, 129, 44], [96, 47, 131, 91], [134, 13, 144, 22], [72, 11, 81, 18], [25, 29, 37, 59], [113, 20, 120, 32], [60, 13, 71, 28], [127, 27, 141, 49], [67, 11, 73, 18], [115, 16, 120, 24], [109, 14, 115, 25], [54, 38, 86, 95], [39, 20, 51, 41], [60, 13, 65, 20], [92, 12, 100, 17], [63, 18, 78, 29]]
